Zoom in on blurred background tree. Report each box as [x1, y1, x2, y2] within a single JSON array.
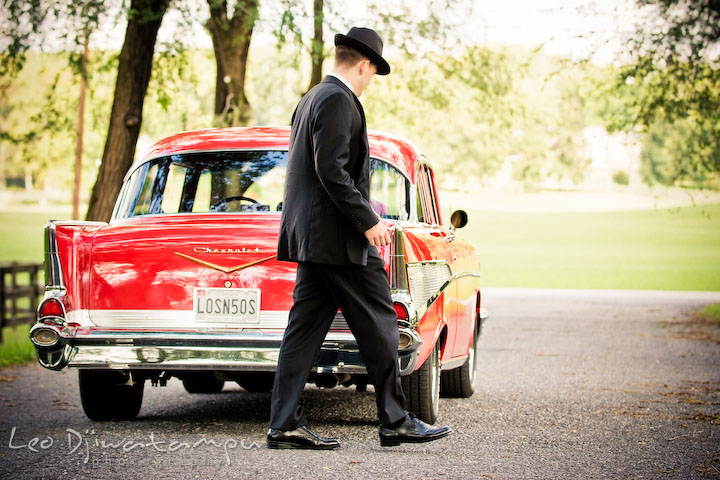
[[1, 0, 718, 221], [609, 0, 719, 186]]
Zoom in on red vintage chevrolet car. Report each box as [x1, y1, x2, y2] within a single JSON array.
[[31, 127, 486, 424]]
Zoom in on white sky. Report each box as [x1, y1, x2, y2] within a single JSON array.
[[462, 0, 643, 63], [33, 0, 646, 65]]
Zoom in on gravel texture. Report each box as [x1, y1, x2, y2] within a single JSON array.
[[1, 288, 718, 479]]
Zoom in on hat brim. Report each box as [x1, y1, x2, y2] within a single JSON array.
[[334, 33, 391, 75]]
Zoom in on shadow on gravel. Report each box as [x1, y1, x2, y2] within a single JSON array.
[[135, 385, 378, 428]]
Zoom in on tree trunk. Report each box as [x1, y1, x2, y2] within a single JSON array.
[[206, 0, 258, 127], [73, 35, 89, 221], [306, 0, 325, 93], [85, 0, 169, 222]]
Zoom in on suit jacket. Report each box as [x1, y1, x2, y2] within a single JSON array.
[[277, 76, 379, 266]]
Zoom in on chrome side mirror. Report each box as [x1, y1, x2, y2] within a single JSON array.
[[450, 210, 468, 231]]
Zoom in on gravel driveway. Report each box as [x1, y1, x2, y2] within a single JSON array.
[[1, 288, 718, 479]]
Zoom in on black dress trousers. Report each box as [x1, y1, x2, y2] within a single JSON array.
[[269, 248, 408, 430]]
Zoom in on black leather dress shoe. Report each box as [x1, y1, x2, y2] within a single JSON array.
[[378, 414, 452, 447], [267, 426, 341, 450]]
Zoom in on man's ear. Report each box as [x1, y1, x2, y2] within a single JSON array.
[[358, 58, 371, 75]]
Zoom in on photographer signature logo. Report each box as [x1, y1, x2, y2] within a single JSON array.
[[8, 427, 261, 465]]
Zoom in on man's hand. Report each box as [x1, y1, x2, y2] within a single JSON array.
[[364, 220, 392, 247]]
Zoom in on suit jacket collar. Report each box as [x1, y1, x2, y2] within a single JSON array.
[[327, 72, 354, 94], [323, 75, 354, 96], [322, 76, 364, 115]]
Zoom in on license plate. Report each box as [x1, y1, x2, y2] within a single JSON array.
[[193, 287, 261, 324]]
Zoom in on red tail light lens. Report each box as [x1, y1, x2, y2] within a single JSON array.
[[39, 298, 64, 319], [393, 303, 409, 321]]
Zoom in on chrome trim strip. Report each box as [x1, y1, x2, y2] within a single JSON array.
[[44, 222, 64, 288], [65, 309, 92, 327], [63, 327, 421, 374], [68, 345, 285, 371], [33, 324, 422, 374], [87, 309, 291, 329], [86, 308, 424, 337], [410, 268, 482, 320], [390, 225, 409, 291]]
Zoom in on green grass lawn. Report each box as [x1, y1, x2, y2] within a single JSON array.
[[0, 209, 69, 366], [697, 303, 720, 325], [0, 324, 35, 367], [0, 209, 71, 264], [464, 203, 720, 290], [1, 203, 719, 291], [0, 201, 718, 366]]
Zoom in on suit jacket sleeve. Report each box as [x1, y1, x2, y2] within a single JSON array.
[[311, 92, 379, 234]]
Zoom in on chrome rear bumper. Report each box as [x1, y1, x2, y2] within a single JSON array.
[[31, 325, 422, 376]]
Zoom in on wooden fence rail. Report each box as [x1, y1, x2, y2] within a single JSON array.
[[0, 263, 44, 342]]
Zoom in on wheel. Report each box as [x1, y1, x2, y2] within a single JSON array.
[[182, 372, 225, 393], [235, 372, 275, 393], [401, 341, 440, 424], [441, 323, 478, 398], [78, 370, 144, 421]]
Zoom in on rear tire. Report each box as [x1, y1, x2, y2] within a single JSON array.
[[401, 341, 440, 424], [78, 370, 144, 421], [235, 372, 275, 393], [441, 324, 477, 398], [182, 372, 225, 394]]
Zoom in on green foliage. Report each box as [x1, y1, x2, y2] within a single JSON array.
[[0, 324, 36, 367], [0, 52, 110, 193], [368, 0, 472, 57], [504, 54, 598, 188], [612, 0, 720, 185], [363, 47, 518, 183], [696, 303, 720, 325], [1, 43, 614, 195], [0, 0, 109, 79], [612, 170, 630, 186]]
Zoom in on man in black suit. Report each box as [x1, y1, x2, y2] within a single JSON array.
[[267, 27, 452, 450]]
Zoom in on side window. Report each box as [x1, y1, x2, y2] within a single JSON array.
[[416, 184, 425, 223], [132, 163, 159, 216], [423, 164, 441, 225], [416, 163, 439, 225], [369, 159, 409, 220]]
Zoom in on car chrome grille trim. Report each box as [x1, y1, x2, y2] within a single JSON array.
[[87, 309, 291, 329], [85, 309, 354, 331], [331, 312, 349, 330], [406, 261, 452, 310]]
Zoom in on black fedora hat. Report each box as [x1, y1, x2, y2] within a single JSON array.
[[334, 27, 390, 75]]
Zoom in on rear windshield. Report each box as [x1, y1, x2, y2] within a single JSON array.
[[113, 151, 409, 221], [113, 151, 288, 219]]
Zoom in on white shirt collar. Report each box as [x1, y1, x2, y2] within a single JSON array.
[[328, 72, 355, 95]]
